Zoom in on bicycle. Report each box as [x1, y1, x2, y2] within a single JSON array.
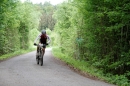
[[34, 43, 46, 66]]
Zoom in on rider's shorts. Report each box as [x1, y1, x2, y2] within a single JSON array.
[[40, 43, 46, 48]]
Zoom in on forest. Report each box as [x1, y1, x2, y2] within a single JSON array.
[[0, 0, 54, 56], [0, 0, 130, 85]]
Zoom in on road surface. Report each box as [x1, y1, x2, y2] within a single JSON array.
[[0, 48, 115, 86]]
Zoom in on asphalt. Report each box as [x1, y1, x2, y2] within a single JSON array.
[[0, 48, 116, 86]]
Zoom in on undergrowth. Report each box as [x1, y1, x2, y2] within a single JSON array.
[[52, 47, 130, 86]]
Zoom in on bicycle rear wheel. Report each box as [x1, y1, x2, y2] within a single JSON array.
[[40, 57, 43, 66], [36, 56, 39, 64], [39, 51, 43, 66], [36, 52, 39, 65]]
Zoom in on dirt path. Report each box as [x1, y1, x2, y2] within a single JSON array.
[[0, 48, 115, 86]]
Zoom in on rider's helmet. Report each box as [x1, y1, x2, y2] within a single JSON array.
[[41, 30, 46, 34]]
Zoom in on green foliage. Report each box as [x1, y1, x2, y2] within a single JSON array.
[[52, 0, 130, 85], [53, 47, 130, 86], [72, 0, 130, 75], [50, 31, 60, 46], [46, 28, 52, 35], [29, 28, 40, 47], [53, 2, 79, 58], [18, 2, 41, 49], [38, 2, 55, 31], [0, 0, 21, 55], [0, 1, 41, 56], [106, 74, 130, 86]]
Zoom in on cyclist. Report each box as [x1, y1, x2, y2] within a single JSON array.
[[34, 30, 50, 57]]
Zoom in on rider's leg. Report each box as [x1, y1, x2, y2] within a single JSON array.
[[36, 46, 39, 56], [42, 45, 46, 56], [37, 42, 40, 55], [42, 48, 45, 56], [37, 46, 39, 52]]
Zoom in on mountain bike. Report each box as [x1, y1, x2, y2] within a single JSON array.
[[34, 43, 46, 66]]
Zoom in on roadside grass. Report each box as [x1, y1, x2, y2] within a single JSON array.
[[0, 48, 36, 60], [52, 47, 130, 86], [52, 47, 106, 79]]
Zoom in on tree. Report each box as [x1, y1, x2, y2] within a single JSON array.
[[38, 2, 55, 31], [0, 1, 41, 56], [53, 0, 130, 78]]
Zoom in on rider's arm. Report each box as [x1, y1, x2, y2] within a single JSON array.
[[34, 34, 41, 43], [47, 35, 51, 44]]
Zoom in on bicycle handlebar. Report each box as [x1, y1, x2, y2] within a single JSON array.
[[34, 43, 47, 47]]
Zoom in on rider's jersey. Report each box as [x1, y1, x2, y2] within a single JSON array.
[[34, 34, 50, 44]]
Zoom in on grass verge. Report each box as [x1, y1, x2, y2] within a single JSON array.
[[52, 47, 130, 86], [0, 48, 36, 61]]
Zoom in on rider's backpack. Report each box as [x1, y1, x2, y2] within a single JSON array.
[[40, 34, 47, 44]]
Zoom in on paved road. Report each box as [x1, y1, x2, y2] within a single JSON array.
[[0, 48, 115, 86]]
